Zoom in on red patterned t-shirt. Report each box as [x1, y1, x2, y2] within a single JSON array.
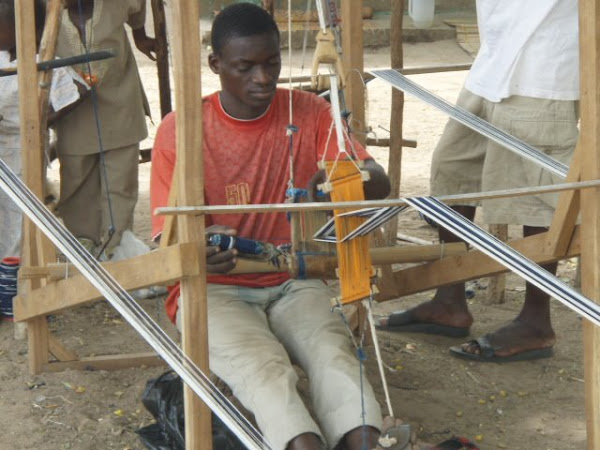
[[150, 88, 371, 322]]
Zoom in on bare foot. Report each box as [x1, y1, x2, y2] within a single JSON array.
[[378, 298, 473, 330], [457, 319, 556, 358]]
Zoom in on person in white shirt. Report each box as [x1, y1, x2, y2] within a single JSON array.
[[0, 0, 87, 260], [377, 0, 579, 363]]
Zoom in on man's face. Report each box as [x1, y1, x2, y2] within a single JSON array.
[[209, 32, 281, 120]]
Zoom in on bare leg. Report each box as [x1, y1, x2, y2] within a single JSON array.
[[287, 433, 324, 450], [379, 205, 475, 330], [458, 225, 556, 357], [337, 417, 432, 450], [334, 425, 380, 450]]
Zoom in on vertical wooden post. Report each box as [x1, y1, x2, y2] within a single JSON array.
[[167, 1, 212, 449], [35, 0, 61, 267], [341, 0, 374, 338], [151, 0, 172, 118], [579, 1, 600, 448], [340, 0, 366, 145], [14, 0, 62, 343], [386, 0, 404, 243], [15, 0, 54, 372]]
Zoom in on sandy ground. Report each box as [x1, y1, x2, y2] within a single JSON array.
[[0, 30, 587, 450]]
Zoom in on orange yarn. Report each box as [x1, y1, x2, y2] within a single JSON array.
[[323, 159, 375, 304]]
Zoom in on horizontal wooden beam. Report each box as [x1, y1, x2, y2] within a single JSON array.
[[295, 242, 467, 279], [207, 243, 468, 278], [276, 63, 472, 85], [372, 242, 466, 265], [365, 137, 417, 148], [42, 352, 165, 373], [390, 228, 581, 298], [14, 243, 200, 321], [157, 179, 600, 216]]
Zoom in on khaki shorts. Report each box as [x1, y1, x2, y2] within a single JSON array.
[[430, 87, 579, 227]]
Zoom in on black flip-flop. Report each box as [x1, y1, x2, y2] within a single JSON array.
[[375, 310, 470, 338], [449, 335, 554, 362]]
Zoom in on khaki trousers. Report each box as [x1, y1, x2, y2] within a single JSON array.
[[176, 279, 383, 450], [57, 144, 139, 248], [430, 88, 579, 227]]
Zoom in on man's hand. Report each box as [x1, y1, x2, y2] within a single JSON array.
[[132, 28, 157, 61], [308, 159, 391, 201], [307, 169, 331, 202], [206, 225, 237, 274]]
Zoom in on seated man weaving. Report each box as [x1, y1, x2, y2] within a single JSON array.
[[148, 3, 431, 450]]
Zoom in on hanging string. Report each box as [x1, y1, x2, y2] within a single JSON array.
[[364, 295, 394, 417], [324, 0, 342, 52], [344, 68, 370, 143], [324, 0, 348, 115], [285, 0, 301, 202], [315, 0, 328, 33], [328, 74, 347, 155], [76, 0, 116, 258], [299, 0, 313, 88], [333, 300, 370, 450], [319, 73, 363, 188], [287, 0, 293, 125]]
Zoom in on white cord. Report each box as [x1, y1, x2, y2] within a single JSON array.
[[329, 74, 347, 155], [364, 298, 394, 417], [315, 0, 328, 33], [288, 0, 293, 125]]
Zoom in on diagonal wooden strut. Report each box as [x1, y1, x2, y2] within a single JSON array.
[[546, 144, 582, 256], [392, 229, 581, 298]]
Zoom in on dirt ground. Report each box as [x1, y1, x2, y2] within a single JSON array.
[[0, 30, 587, 450]]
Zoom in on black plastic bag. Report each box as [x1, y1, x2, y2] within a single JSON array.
[[137, 371, 246, 450]]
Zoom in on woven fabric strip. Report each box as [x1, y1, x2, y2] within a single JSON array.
[[405, 196, 600, 327], [0, 158, 272, 450], [369, 69, 569, 179]]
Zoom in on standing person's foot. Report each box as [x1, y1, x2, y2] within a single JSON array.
[[449, 319, 556, 362], [375, 299, 473, 338]]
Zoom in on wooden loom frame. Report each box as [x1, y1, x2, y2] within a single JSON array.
[[10, 0, 600, 448]]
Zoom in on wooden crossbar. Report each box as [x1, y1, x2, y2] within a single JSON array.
[[13, 243, 200, 321]]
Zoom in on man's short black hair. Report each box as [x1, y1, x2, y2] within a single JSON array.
[[211, 2, 280, 55], [0, 0, 46, 33]]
